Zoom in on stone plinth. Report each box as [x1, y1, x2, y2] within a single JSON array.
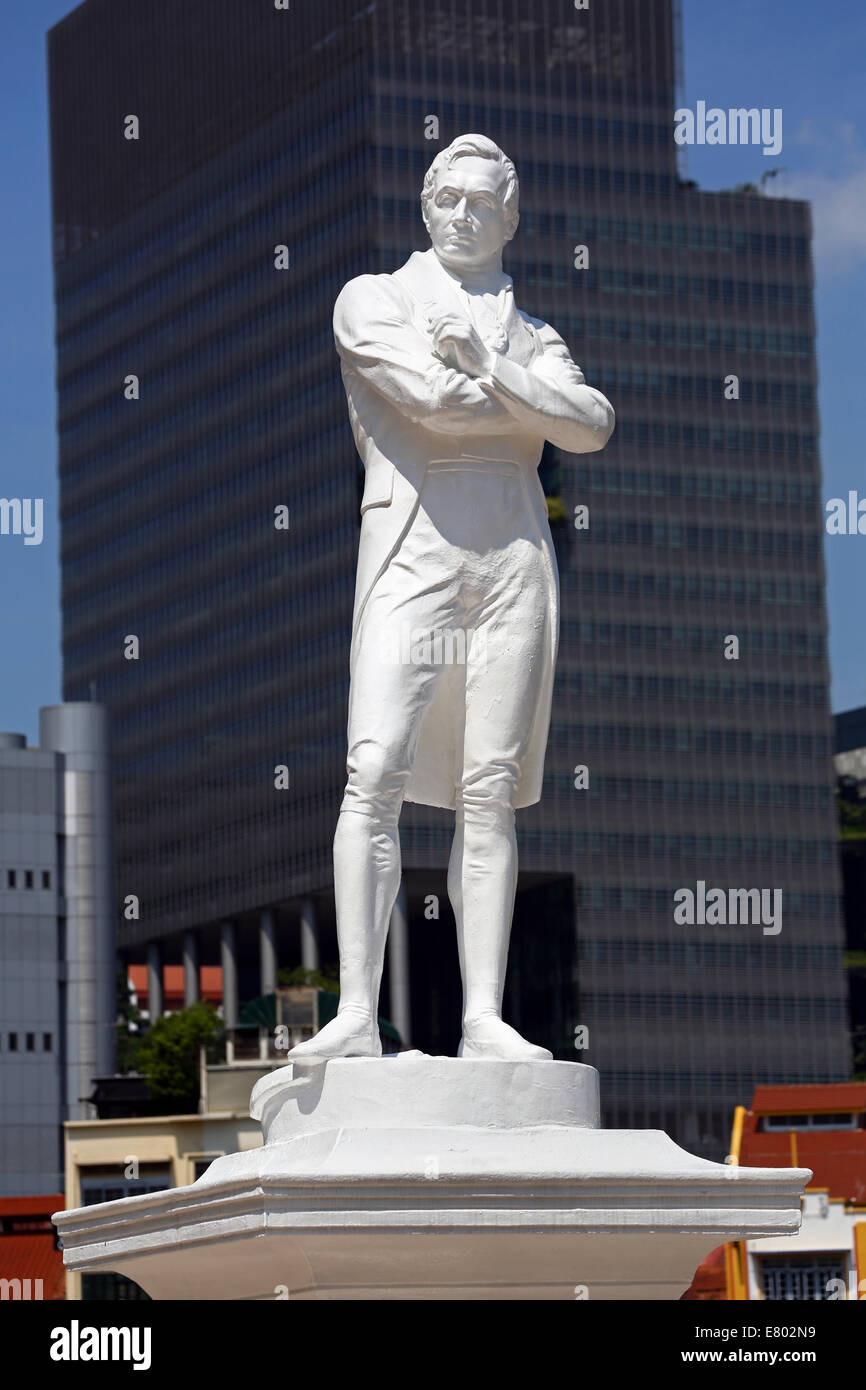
[[54, 1056, 810, 1300]]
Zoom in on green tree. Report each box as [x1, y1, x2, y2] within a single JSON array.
[[136, 1002, 223, 1106], [115, 965, 144, 1074], [277, 964, 340, 994], [546, 495, 569, 527]]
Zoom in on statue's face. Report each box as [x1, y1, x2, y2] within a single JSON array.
[[426, 156, 509, 273]]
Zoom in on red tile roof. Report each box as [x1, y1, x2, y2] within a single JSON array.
[[0, 1194, 64, 1215], [0, 1236, 65, 1299], [750, 1083, 866, 1114], [0, 1196, 66, 1300]]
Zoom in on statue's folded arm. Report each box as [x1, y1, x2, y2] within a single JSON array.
[[478, 323, 616, 455], [333, 275, 514, 436]]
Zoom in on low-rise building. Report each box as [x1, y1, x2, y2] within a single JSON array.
[[685, 1082, 866, 1299]]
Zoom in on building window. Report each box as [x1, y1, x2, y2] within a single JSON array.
[[759, 1254, 846, 1300], [81, 1274, 150, 1302], [8, 1034, 17, 1051], [42, 871, 51, 889], [192, 1155, 224, 1180], [80, 1168, 171, 1206], [43, 1033, 52, 1052], [763, 1113, 858, 1132], [7, 870, 15, 889], [24, 870, 34, 889], [26, 1033, 35, 1052]]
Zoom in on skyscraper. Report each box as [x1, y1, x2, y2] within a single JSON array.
[[48, 0, 850, 1157]]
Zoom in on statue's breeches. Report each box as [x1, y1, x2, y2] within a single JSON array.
[[341, 461, 551, 823]]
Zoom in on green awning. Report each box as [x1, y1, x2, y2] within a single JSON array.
[[238, 990, 401, 1045]]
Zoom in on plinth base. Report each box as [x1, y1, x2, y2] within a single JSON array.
[[54, 1056, 810, 1300]]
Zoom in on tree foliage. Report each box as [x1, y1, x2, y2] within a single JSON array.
[[115, 966, 145, 1074], [136, 1002, 223, 1103], [277, 964, 340, 994]]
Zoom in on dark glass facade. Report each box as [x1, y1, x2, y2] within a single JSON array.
[[49, 0, 850, 1158]]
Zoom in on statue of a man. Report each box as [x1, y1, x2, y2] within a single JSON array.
[[291, 134, 614, 1061]]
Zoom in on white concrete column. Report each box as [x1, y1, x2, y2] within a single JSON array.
[[146, 942, 163, 1021], [259, 910, 278, 995], [40, 703, 116, 1119], [388, 883, 411, 1047], [220, 921, 238, 1030], [300, 899, 319, 972], [182, 931, 200, 1007]]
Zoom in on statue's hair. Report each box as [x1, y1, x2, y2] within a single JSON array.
[[420, 134, 519, 241]]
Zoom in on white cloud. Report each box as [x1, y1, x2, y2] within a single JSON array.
[[768, 157, 866, 276]]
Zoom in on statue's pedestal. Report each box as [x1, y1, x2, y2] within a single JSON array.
[[54, 1056, 810, 1300]]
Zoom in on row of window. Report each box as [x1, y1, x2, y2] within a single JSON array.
[[562, 570, 821, 608], [4, 870, 51, 890], [563, 313, 813, 360], [572, 519, 821, 557], [577, 885, 835, 914], [551, 723, 831, 758], [404, 822, 836, 864], [760, 1257, 844, 1302], [0, 1033, 53, 1053], [407, 823, 837, 862], [383, 54, 672, 113], [520, 263, 812, 311], [556, 671, 827, 709], [583, 993, 844, 1021], [377, 198, 810, 261], [550, 776, 833, 812], [611, 419, 815, 458], [569, 467, 819, 506], [564, 620, 824, 658], [602, 1070, 838, 1095], [377, 99, 675, 150], [591, 373, 813, 409], [579, 939, 841, 968]]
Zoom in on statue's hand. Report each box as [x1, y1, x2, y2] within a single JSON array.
[[428, 312, 495, 378]]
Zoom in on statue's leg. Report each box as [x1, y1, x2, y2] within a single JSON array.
[[290, 515, 456, 1059], [289, 718, 428, 1060], [450, 786, 552, 1062], [448, 477, 553, 1061]]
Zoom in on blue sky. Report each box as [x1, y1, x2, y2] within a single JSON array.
[[0, 0, 863, 743]]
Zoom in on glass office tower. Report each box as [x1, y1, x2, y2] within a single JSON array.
[[49, 0, 850, 1157]]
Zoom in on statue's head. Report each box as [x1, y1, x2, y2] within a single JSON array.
[[421, 134, 519, 274]]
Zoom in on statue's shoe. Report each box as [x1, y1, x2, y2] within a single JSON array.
[[458, 1015, 553, 1061], [288, 1009, 382, 1060]]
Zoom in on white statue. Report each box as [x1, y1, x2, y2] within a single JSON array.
[[291, 135, 614, 1062]]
